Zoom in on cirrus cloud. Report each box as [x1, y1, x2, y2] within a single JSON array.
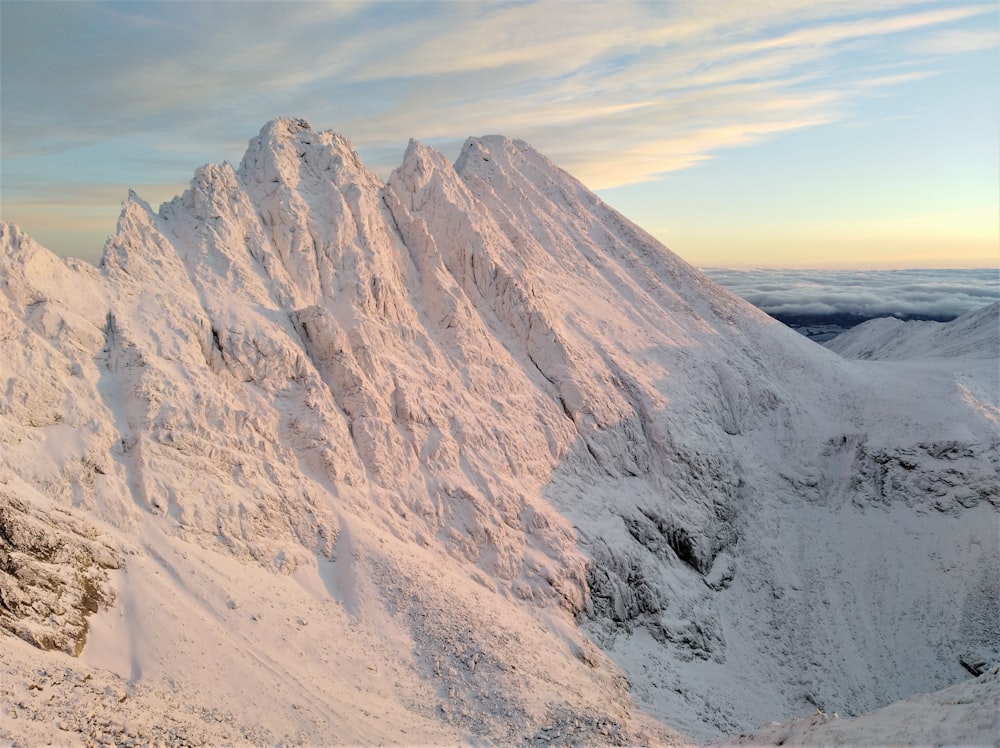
[[4, 0, 996, 180]]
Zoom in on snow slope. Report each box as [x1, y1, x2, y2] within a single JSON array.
[[826, 301, 1000, 361], [712, 664, 1000, 747], [1, 118, 997, 745]]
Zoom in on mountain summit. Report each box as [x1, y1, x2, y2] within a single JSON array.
[[1, 118, 997, 745]]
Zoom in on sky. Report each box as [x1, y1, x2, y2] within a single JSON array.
[[1, 0, 998, 269]]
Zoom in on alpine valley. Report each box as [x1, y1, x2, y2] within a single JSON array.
[[1, 118, 997, 746]]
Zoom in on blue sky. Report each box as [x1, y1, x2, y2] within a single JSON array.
[[2, 0, 998, 268]]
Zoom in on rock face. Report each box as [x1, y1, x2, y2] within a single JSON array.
[[0, 118, 997, 745], [0, 486, 121, 655]]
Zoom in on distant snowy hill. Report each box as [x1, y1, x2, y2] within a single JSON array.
[[1, 118, 997, 746], [826, 301, 1000, 360], [712, 664, 1000, 747]]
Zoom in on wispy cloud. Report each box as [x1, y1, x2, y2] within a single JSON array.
[[297, 0, 997, 185], [4, 1, 995, 174], [911, 27, 1000, 54]]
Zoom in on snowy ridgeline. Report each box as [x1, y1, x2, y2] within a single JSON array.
[[0, 117, 997, 746]]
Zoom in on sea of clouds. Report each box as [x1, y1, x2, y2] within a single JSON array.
[[701, 267, 1000, 322]]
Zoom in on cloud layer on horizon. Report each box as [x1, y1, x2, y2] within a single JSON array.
[[702, 267, 1000, 320]]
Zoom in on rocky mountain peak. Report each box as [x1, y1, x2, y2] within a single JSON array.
[[239, 117, 372, 191]]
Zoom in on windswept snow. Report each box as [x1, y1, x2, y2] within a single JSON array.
[[1, 118, 997, 745]]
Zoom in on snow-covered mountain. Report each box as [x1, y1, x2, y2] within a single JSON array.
[[1, 117, 997, 746]]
